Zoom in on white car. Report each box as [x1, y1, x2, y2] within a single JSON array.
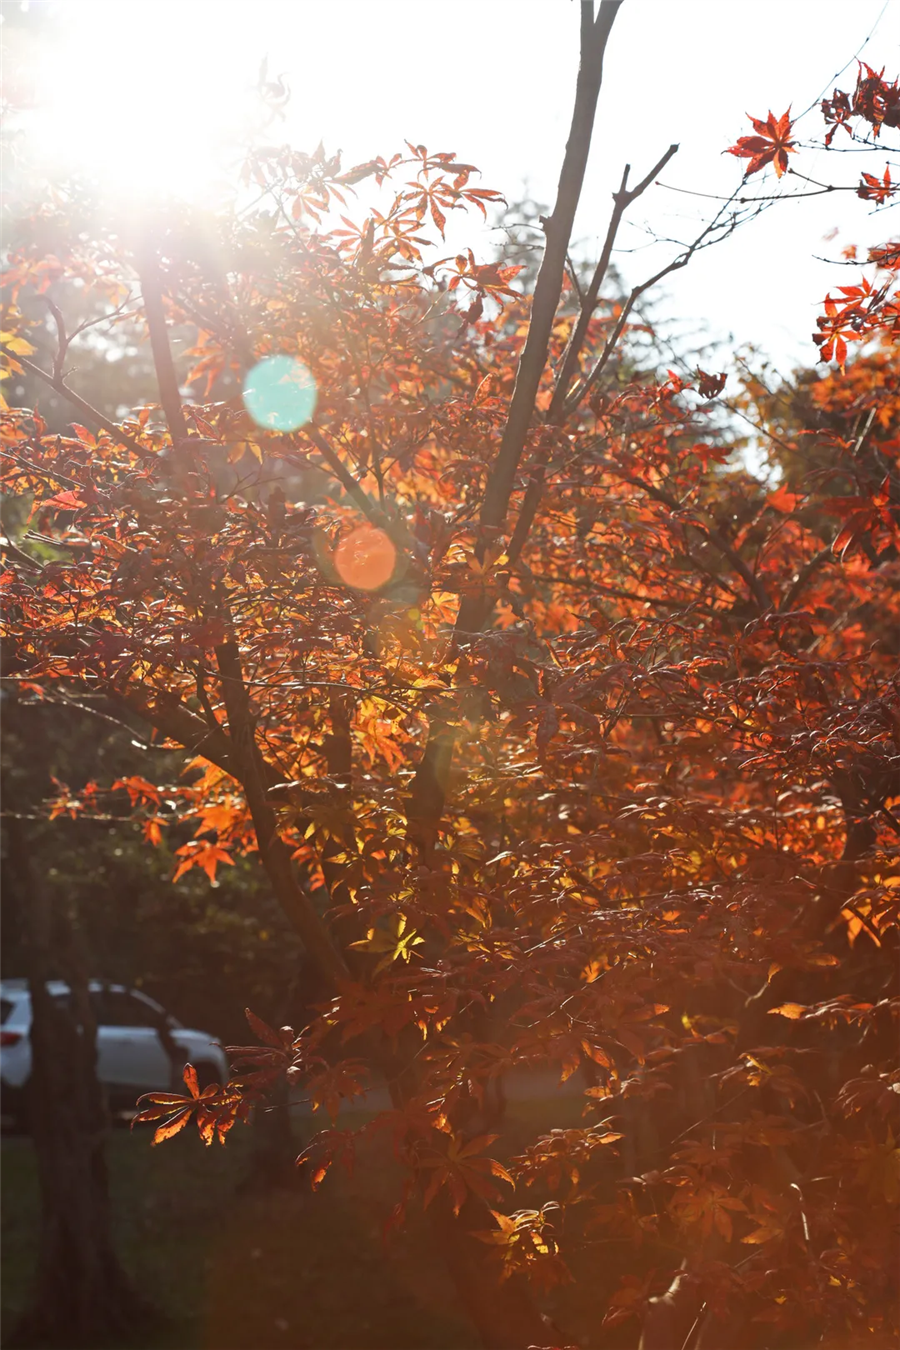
[[0, 979, 229, 1126]]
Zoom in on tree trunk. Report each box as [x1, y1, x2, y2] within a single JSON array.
[[241, 1075, 299, 1192], [5, 815, 154, 1349], [242, 972, 304, 1192], [426, 1193, 559, 1350]]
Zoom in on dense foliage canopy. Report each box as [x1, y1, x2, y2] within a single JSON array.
[[2, 8, 898, 1346]]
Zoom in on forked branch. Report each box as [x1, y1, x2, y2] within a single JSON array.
[[549, 142, 678, 420], [475, 0, 624, 542], [507, 141, 679, 569]]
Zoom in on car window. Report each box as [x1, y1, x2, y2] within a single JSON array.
[[0, 999, 13, 1025], [93, 991, 161, 1028]]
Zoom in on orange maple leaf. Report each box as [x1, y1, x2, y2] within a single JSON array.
[[172, 838, 235, 884], [766, 485, 800, 514], [132, 1063, 239, 1146]]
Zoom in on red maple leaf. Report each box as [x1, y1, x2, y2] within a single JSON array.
[[728, 109, 796, 178], [858, 166, 894, 205], [696, 369, 726, 399]]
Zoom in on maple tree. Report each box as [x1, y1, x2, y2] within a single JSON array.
[[2, 5, 899, 1347]]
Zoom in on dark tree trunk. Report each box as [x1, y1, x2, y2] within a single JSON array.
[[426, 1193, 559, 1350], [243, 1074, 299, 1190], [5, 815, 154, 1349], [242, 971, 303, 1192]]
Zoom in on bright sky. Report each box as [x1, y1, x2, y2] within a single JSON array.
[[6, 0, 899, 378]]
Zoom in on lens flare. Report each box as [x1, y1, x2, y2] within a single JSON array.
[[333, 526, 396, 591], [242, 356, 317, 432]]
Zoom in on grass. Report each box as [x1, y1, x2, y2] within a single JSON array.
[[1, 1117, 478, 1350], [1, 1088, 626, 1350]]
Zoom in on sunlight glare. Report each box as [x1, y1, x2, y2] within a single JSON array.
[[18, 1, 254, 202]]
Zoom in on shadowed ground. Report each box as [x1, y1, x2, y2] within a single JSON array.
[[2, 1085, 632, 1350]]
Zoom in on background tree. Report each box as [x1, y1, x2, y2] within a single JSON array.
[[1, 696, 156, 1346]]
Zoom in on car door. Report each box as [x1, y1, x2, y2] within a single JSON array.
[[92, 988, 172, 1094]]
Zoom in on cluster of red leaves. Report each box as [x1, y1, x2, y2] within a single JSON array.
[[822, 61, 900, 145], [728, 68, 899, 377], [813, 277, 900, 369], [132, 1063, 247, 1146]]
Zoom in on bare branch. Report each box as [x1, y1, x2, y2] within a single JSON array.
[[106, 685, 239, 777], [44, 298, 68, 383], [564, 197, 745, 417], [26, 691, 165, 751], [474, 0, 624, 543], [550, 142, 678, 419], [301, 427, 400, 538], [0, 535, 43, 572], [507, 141, 678, 568]]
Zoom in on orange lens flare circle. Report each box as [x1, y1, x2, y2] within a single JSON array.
[[333, 526, 396, 591]]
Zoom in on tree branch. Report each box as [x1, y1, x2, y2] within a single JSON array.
[[505, 145, 678, 571], [300, 427, 408, 548], [409, 0, 624, 837], [136, 247, 190, 446], [106, 686, 239, 778], [109, 674, 348, 983], [0, 344, 152, 462], [614, 470, 772, 611], [564, 199, 745, 418], [473, 0, 623, 544], [780, 543, 835, 611], [549, 143, 678, 420], [214, 637, 350, 987]]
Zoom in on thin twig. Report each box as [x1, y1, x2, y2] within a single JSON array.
[[564, 193, 747, 418]]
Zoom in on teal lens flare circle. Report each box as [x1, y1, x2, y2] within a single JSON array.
[[242, 355, 317, 432]]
